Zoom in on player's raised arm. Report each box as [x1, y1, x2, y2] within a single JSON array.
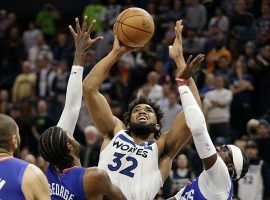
[[158, 20, 204, 162], [83, 32, 134, 137], [57, 16, 103, 135]]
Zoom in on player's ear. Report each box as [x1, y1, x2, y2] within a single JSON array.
[[155, 124, 160, 132], [127, 123, 131, 130], [11, 134, 18, 149], [227, 162, 235, 172], [67, 143, 73, 152]]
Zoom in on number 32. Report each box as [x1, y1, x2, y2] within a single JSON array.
[[108, 152, 138, 178]]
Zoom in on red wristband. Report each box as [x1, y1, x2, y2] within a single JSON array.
[[175, 77, 188, 85]]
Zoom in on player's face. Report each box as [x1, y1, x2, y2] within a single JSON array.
[[129, 104, 159, 136], [13, 126, 20, 158], [216, 145, 234, 165], [130, 104, 157, 124], [68, 136, 81, 158]]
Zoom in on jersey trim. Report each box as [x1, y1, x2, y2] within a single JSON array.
[[0, 156, 13, 163]]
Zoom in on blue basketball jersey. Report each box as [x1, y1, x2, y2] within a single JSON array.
[[0, 156, 29, 200], [180, 178, 233, 200], [45, 165, 87, 200]]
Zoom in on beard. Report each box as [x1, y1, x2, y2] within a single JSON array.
[[129, 122, 156, 136]]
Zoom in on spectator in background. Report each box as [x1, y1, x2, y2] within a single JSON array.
[[170, 154, 195, 195], [183, 28, 205, 56], [233, 138, 247, 152], [256, 119, 270, 165], [145, 71, 163, 102], [0, 9, 9, 37], [28, 34, 53, 71], [35, 55, 56, 99], [83, 50, 97, 78], [157, 84, 171, 111], [214, 56, 233, 82], [52, 33, 74, 65], [184, 0, 207, 32], [245, 118, 259, 140], [31, 99, 54, 153], [83, 0, 104, 33], [5, 26, 25, 76], [101, 0, 121, 26], [36, 3, 59, 42], [82, 125, 102, 167], [199, 73, 215, 99], [12, 61, 36, 103], [203, 75, 233, 141], [229, 60, 254, 137], [208, 8, 230, 36], [255, 1, 270, 46], [238, 140, 270, 200], [52, 60, 69, 105], [206, 40, 232, 73], [256, 45, 270, 114], [164, 0, 184, 22], [22, 22, 42, 51], [230, 0, 255, 54], [8, 104, 32, 149], [161, 91, 182, 133], [24, 153, 37, 165], [94, 21, 114, 59]]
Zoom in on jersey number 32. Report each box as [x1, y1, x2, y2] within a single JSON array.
[[108, 152, 138, 178]]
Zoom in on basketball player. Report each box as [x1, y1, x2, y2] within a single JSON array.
[[38, 16, 126, 200], [167, 72, 249, 200], [0, 114, 50, 199], [83, 20, 204, 199]]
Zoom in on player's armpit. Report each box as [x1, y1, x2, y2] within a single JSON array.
[[83, 168, 127, 200], [21, 164, 50, 200], [157, 112, 191, 159]]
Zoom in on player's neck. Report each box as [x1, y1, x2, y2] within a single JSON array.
[[0, 150, 13, 159], [130, 132, 154, 145]]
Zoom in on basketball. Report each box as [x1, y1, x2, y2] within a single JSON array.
[[114, 7, 155, 48]]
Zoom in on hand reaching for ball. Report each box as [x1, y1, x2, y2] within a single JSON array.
[[69, 16, 103, 54]]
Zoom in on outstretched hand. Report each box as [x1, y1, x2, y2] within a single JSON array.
[[169, 20, 184, 63], [69, 16, 103, 53], [178, 54, 205, 80]]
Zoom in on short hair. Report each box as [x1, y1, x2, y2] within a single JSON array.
[[123, 96, 164, 139], [38, 126, 73, 171], [0, 114, 18, 150]]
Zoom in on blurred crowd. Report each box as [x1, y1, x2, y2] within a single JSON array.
[[0, 0, 270, 199]]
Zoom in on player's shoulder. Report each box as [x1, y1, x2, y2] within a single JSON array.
[[24, 164, 46, 181], [84, 167, 110, 184], [83, 167, 111, 195]]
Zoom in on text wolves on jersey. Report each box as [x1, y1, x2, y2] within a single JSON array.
[[112, 138, 151, 158]]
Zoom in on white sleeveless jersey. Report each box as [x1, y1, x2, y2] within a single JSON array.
[[238, 160, 264, 200], [98, 130, 163, 200]]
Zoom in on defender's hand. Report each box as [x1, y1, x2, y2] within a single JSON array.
[[177, 54, 205, 80], [69, 16, 103, 53], [169, 20, 184, 62]]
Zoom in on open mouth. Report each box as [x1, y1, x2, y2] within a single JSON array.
[[137, 115, 148, 122]]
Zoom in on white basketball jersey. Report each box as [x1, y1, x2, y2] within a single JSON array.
[[238, 160, 264, 200], [98, 130, 163, 200]]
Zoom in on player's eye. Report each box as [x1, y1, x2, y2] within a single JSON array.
[[133, 109, 139, 113], [146, 109, 153, 112]]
